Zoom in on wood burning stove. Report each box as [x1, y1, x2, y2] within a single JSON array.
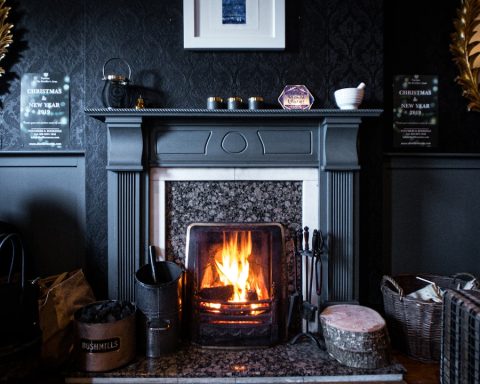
[[185, 223, 287, 348]]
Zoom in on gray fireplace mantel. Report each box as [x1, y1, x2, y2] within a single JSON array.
[[86, 108, 382, 303]]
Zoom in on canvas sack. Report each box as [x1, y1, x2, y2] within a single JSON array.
[[38, 269, 95, 366]]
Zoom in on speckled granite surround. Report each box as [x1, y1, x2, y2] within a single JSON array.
[[66, 341, 404, 383], [165, 181, 302, 266], [150, 169, 321, 334], [165, 181, 303, 303]]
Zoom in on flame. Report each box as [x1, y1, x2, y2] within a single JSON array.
[[200, 231, 268, 303], [215, 231, 252, 301]]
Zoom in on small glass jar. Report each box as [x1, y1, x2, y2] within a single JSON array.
[[207, 97, 224, 110], [227, 97, 243, 110], [248, 96, 264, 110]]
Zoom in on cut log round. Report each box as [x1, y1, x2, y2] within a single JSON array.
[[320, 304, 391, 369]]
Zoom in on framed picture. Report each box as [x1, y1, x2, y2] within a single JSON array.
[[183, 0, 285, 50]]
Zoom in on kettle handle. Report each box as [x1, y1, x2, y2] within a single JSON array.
[[102, 57, 132, 81]]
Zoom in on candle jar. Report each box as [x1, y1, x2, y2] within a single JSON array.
[[207, 97, 224, 110], [227, 97, 243, 110], [248, 96, 264, 110]]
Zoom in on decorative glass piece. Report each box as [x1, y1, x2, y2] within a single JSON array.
[[278, 85, 314, 110]]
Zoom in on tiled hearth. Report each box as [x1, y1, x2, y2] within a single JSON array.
[[84, 108, 386, 382]]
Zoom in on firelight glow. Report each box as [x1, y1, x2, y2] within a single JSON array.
[[203, 231, 268, 302]]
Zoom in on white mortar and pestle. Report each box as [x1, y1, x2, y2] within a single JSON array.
[[334, 82, 366, 110]]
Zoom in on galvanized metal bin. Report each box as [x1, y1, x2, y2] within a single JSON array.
[[135, 261, 183, 357]]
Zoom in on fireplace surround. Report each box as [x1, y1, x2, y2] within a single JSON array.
[[151, 168, 314, 332], [86, 108, 382, 311]]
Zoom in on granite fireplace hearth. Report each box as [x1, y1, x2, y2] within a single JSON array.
[[66, 342, 405, 383]]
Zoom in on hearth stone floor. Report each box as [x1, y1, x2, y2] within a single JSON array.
[[65, 340, 405, 383]]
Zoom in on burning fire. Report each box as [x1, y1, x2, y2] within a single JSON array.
[[200, 231, 268, 302]]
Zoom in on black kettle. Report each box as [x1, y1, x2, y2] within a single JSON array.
[[101, 58, 132, 108]]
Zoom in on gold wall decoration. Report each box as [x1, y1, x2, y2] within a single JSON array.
[[451, 0, 480, 111], [0, 0, 13, 77]]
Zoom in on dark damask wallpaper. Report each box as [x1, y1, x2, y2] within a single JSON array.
[[0, 0, 384, 299]]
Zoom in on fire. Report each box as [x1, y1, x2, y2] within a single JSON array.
[[200, 231, 268, 302]]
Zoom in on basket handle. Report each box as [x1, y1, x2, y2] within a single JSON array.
[[451, 272, 479, 288], [0, 232, 25, 289], [381, 275, 404, 298]]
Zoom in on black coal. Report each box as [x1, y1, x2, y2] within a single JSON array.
[[76, 300, 135, 323]]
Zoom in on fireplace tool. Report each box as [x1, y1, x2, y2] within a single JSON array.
[[287, 235, 300, 329], [289, 226, 325, 349]]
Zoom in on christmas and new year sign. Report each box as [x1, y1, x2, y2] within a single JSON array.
[[20, 73, 70, 149], [393, 75, 438, 148]]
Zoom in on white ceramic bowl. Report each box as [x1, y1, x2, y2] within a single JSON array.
[[334, 88, 365, 110]]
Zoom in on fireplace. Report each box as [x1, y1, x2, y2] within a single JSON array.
[[152, 169, 313, 337], [185, 223, 286, 347], [85, 108, 382, 318]]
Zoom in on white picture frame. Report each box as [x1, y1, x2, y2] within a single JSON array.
[[183, 0, 285, 50]]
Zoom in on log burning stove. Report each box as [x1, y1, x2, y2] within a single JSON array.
[[185, 223, 287, 348]]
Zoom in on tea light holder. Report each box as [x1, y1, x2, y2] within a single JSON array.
[[207, 97, 224, 110], [248, 96, 264, 110], [227, 97, 243, 110]]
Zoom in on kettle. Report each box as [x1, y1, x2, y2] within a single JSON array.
[[101, 58, 132, 108]]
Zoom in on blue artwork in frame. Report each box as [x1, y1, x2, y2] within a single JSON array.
[[222, 0, 246, 24], [184, 0, 285, 50]]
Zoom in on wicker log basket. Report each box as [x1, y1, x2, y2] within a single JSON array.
[[380, 273, 478, 362]]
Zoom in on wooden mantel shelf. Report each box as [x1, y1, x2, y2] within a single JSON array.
[[85, 107, 383, 121]]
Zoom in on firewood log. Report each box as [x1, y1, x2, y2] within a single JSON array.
[[199, 285, 234, 301]]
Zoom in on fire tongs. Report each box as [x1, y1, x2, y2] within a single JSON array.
[[289, 227, 324, 349]]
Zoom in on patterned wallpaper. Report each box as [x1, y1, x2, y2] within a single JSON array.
[[0, 0, 384, 299]]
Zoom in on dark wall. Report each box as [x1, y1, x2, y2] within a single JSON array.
[[0, 0, 384, 298], [386, 0, 480, 152], [378, 0, 480, 307], [0, 154, 86, 277], [386, 156, 480, 279]]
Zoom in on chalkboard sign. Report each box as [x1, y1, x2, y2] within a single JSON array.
[[20, 73, 70, 149], [393, 75, 438, 148]]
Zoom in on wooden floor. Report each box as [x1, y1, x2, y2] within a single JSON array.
[[394, 351, 440, 384]]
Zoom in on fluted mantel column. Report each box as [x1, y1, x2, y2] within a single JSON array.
[[319, 116, 363, 304], [105, 116, 143, 300]]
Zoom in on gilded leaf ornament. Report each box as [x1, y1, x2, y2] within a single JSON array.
[[0, 0, 13, 77], [451, 0, 480, 111]]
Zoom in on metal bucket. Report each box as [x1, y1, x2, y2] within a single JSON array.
[[73, 300, 136, 372], [135, 261, 183, 357]]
